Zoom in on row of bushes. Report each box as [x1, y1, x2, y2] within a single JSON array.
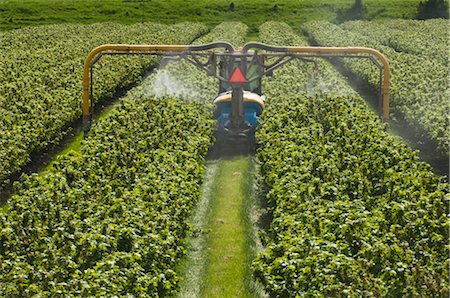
[[0, 21, 252, 296], [0, 22, 208, 189], [0, 94, 214, 296], [253, 21, 449, 297], [303, 20, 449, 155]]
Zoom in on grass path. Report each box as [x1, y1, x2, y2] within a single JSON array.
[[203, 157, 253, 297], [178, 156, 262, 297]]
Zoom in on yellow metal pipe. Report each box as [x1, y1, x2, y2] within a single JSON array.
[[82, 44, 189, 122], [287, 46, 390, 121], [82, 44, 391, 133]]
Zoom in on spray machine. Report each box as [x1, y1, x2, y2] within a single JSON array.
[[82, 42, 390, 144]]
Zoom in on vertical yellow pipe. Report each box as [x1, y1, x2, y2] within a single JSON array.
[[82, 44, 189, 133]]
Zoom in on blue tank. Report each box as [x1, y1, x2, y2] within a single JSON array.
[[216, 102, 263, 129]]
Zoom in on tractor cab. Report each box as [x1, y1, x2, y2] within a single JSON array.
[[213, 55, 265, 142], [218, 55, 263, 95]]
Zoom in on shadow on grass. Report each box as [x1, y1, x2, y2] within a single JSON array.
[[335, 1, 367, 23]]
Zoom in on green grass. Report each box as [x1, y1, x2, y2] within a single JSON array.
[[1, 0, 423, 32], [177, 156, 263, 297], [202, 156, 259, 297], [177, 160, 220, 298]]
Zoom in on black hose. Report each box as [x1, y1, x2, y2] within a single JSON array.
[[242, 42, 288, 53], [188, 42, 234, 53]]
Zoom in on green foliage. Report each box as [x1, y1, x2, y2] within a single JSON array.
[[0, 95, 215, 296], [303, 20, 449, 154], [253, 21, 449, 297], [0, 21, 250, 296], [341, 19, 448, 65], [0, 0, 423, 32], [417, 0, 449, 19], [194, 21, 247, 45], [0, 22, 208, 190]]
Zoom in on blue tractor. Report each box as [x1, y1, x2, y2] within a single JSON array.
[[213, 54, 265, 145]]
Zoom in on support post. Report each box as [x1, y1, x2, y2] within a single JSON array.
[[82, 44, 189, 137], [231, 87, 244, 129]]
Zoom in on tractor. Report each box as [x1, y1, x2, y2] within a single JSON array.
[[82, 42, 390, 147]]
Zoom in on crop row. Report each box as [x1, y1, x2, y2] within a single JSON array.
[[303, 21, 449, 155], [371, 18, 448, 35], [253, 21, 449, 297], [0, 22, 208, 190], [0, 96, 214, 296], [0, 22, 250, 296], [341, 19, 448, 64]]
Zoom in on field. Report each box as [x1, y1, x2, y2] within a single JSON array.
[[1, 0, 423, 31], [0, 1, 449, 297], [304, 19, 449, 154]]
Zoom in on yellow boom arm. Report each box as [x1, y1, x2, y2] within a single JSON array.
[[82, 43, 390, 136]]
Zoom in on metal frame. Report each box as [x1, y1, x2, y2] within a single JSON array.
[[82, 42, 390, 136]]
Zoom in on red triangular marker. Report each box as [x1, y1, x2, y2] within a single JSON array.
[[229, 67, 247, 84]]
